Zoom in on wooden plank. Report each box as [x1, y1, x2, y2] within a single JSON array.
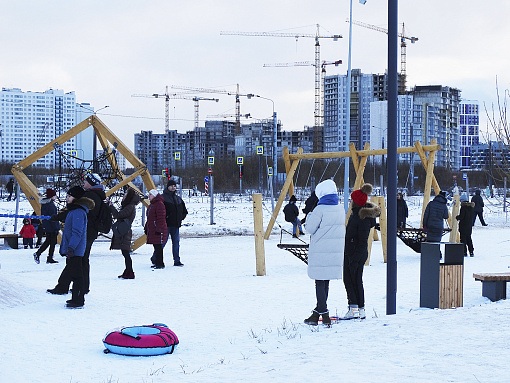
[[473, 273, 510, 281], [253, 193, 266, 276], [440, 265, 463, 308]]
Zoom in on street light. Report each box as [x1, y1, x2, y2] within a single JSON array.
[[208, 148, 215, 225], [344, 0, 367, 212], [247, 94, 277, 211]]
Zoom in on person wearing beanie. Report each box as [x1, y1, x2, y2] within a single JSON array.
[[34, 189, 60, 264], [396, 192, 408, 228], [456, 193, 475, 256], [283, 195, 304, 238], [422, 190, 449, 242], [109, 187, 140, 278], [471, 189, 487, 226], [163, 179, 188, 267], [19, 217, 36, 249], [145, 188, 168, 269], [342, 183, 380, 320], [303, 179, 345, 326]]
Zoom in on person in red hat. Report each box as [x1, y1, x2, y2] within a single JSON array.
[[342, 183, 380, 320]]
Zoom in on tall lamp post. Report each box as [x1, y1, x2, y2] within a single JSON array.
[[208, 149, 215, 225], [344, 0, 367, 212]]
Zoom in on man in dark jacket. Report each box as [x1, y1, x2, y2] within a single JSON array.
[[471, 189, 487, 226], [163, 179, 188, 267], [456, 192, 475, 256], [34, 188, 60, 264], [283, 195, 303, 237], [301, 191, 319, 224], [396, 192, 408, 228], [423, 191, 449, 242], [6, 178, 14, 201]]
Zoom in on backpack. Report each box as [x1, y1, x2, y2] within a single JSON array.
[[96, 200, 113, 234]]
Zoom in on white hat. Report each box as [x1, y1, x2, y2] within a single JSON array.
[[148, 189, 159, 197], [315, 179, 338, 199]]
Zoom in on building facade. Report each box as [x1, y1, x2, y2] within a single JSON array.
[[459, 101, 480, 169]]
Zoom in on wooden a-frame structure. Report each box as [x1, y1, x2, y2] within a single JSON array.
[[11, 115, 154, 251]]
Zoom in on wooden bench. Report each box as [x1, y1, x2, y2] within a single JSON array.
[[0, 233, 20, 249], [473, 273, 510, 302]]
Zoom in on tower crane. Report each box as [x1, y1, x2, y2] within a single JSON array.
[[220, 24, 342, 129], [347, 19, 418, 93], [132, 86, 219, 130], [170, 84, 252, 134]]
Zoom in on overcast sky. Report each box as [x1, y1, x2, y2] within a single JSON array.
[[1, 1, 508, 150]]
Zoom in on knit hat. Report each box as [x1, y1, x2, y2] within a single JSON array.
[[351, 183, 373, 207], [315, 179, 337, 199], [67, 186, 85, 199], [148, 189, 159, 198], [439, 190, 447, 198], [167, 179, 177, 187], [85, 173, 102, 186], [289, 195, 297, 202], [23, 218, 30, 225], [45, 188, 56, 198], [460, 192, 469, 202]]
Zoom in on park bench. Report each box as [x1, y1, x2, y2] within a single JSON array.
[[0, 233, 20, 249], [473, 273, 510, 302]]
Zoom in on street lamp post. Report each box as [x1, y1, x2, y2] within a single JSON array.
[[345, 0, 367, 212], [208, 149, 215, 225]]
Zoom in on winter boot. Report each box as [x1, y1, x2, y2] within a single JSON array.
[[118, 270, 127, 279], [119, 270, 135, 279], [320, 311, 331, 326], [341, 305, 360, 320], [46, 256, 58, 264], [470, 252, 474, 257], [33, 252, 40, 264], [304, 310, 320, 326], [359, 307, 366, 320]]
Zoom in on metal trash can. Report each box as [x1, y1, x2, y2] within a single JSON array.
[[420, 242, 464, 309]]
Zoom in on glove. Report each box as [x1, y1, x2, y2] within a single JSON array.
[[155, 232, 161, 235]]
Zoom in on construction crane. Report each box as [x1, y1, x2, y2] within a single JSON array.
[[348, 19, 418, 93], [132, 86, 219, 130], [220, 24, 342, 129], [171, 84, 252, 134]]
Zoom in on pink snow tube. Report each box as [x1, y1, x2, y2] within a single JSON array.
[[103, 323, 179, 356]]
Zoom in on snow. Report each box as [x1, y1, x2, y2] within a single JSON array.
[[1, 193, 509, 383]]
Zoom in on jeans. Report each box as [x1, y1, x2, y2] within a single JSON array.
[[168, 226, 181, 262], [291, 218, 303, 236], [314, 280, 330, 313]]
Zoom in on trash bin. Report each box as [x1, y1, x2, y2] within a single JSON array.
[[420, 242, 464, 309]]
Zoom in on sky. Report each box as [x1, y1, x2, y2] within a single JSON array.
[[1, 1, 509, 150], [1, 192, 509, 382]]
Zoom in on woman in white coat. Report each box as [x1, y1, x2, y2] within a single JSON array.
[[303, 179, 345, 326]]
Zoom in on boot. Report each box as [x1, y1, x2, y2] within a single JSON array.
[[304, 310, 320, 326], [341, 305, 360, 320], [33, 252, 40, 264], [118, 269, 128, 279], [320, 311, 331, 326], [359, 307, 366, 320], [46, 256, 58, 264], [119, 270, 135, 279]]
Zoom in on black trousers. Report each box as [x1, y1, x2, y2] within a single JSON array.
[[314, 280, 330, 313], [122, 249, 133, 271], [460, 232, 474, 255], [67, 256, 85, 304], [37, 232, 58, 258], [343, 258, 366, 308], [153, 244, 164, 267], [472, 211, 487, 226]]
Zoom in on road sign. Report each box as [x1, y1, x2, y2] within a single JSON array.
[[267, 166, 273, 176], [174, 152, 181, 160], [208, 168, 213, 174], [208, 156, 215, 165], [236, 156, 244, 165], [204, 176, 209, 183], [462, 173, 467, 180], [256, 146, 263, 155]]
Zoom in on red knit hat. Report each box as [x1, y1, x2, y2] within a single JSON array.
[[45, 188, 56, 198], [350, 183, 373, 207]]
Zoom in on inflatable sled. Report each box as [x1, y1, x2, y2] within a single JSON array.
[[103, 323, 179, 356]]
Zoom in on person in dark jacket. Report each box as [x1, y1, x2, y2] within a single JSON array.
[[471, 189, 487, 226], [456, 192, 475, 257], [109, 188, 140, 279], [31, 212, 44, 248], [301, 191, 319, 224], [342, 183, 380, 320], [283, 195, 304, 237], [34, 188, 60, 264], [396, 192, 408, 228], [145, 189, 168, 269], [163, 179, 188, 267], [6, 178, 14, 201], [59, 186, 94, 308], [422, 191, 449, 242], [47, 173, 105, 295]]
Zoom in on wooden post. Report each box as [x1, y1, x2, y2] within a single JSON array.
[[367, 196, 387, 265], [253, 193, 266, 276], [449, 194, 461, 243]]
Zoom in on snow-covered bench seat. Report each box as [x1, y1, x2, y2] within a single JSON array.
[[473, 273, 510, 302]]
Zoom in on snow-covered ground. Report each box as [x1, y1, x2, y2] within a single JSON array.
[[1, 192, 509, 383]]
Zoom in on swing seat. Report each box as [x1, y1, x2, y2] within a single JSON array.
[[277, 244, 309, 264], [395, 228, 452, 253]]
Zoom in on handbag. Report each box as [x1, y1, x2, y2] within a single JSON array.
[[112, 219, 130, 237]]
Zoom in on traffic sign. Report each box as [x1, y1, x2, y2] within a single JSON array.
[[237, 156, 244, 165], [462, 173, 467, 180], [208, 156, 215, 165], [208, 168, 213, 174], [174, 152, 181, 160], [256, 146, 263, 155], [204, 176, 209, 182], [267, 166, 273, 176]]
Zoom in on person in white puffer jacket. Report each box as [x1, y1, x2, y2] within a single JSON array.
[[303, 179, 345, 326]]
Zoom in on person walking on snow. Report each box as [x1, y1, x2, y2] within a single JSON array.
[[422, 191, 449, 242], [163, 179, 188, 267], [456, 192, 475, 257], [471, 189, 487, 226], [108, 187, 140, 279], [342, 183, 380, 320], [303, 179, 345, 326], [34, 188, 60, 264], [283, 195, 304, 237], [396, 192, 408, 228], [6, 178, 15, 201], [145, 189, 168, 269]]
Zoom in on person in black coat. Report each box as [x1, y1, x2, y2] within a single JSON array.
[[301, 191, 319, 224], [471, 189, 487, 226], [34, 188, 60, 264], [396, 192, 408, 228], [456, 192, 475, 257], [6, 178, 14, 201], [422, 191, 449, 242], [283, 195, 303, 237], [163, 179, 188, 267]]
